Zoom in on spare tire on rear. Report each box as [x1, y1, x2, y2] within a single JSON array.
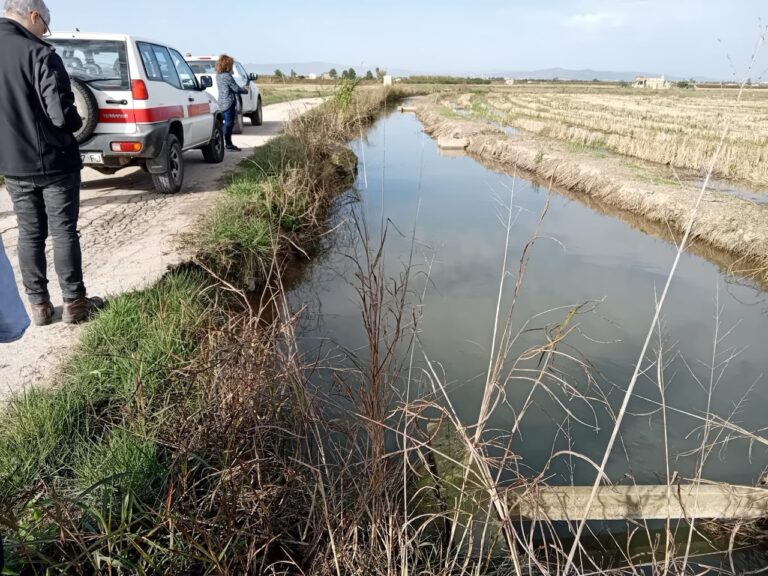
[[70, 78, 99, 144]]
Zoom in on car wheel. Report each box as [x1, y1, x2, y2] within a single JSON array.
[[71, 78, 99, 144], [151, 134, 184, 194], [249, 98, 263, 126], [201, 120, 225, 164], [233, 103, 244, 135]]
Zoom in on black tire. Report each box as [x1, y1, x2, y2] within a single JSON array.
[[233, 104, 244, 135], [151, 134, 184, 194], [249, 98, 263, 126], [201, 120, 225, 163], [71, 78, 99, 144]]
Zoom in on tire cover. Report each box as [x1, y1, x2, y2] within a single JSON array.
[[70, 78, 99, 144]]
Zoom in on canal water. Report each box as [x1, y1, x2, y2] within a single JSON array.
[[290, 111, 768, 490]]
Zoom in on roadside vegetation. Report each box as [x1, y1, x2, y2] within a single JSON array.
[[0, 81, 417, 573]]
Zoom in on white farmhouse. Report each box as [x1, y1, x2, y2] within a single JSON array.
[[633, 75, 670, 89]]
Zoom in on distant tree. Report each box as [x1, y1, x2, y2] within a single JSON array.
[[274, 69, 283, 79], [676, 80, 692, 89], [365, 70, 374, 80], [618, 80, 629, 88], [329, 68, 338, 79], [376, 67, 387, 80], [340, 69, 349, 79], [347, 68, 357, 80], [592, 77, 599, 82], [290, 69, 297, 79]]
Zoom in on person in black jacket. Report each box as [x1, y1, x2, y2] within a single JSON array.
[[0, 0, 103, 326]]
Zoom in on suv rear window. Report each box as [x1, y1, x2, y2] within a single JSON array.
[[187, 60, 216, 74], [48, 39, 130, 91]]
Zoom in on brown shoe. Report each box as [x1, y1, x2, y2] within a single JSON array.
[[62, 296, 106, 325], [30, 301, 54, 326]]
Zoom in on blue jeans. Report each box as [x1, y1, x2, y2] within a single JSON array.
[[0, 235, 29, 342], [223, 103, 237, 146], [6, 172, 86, 305]]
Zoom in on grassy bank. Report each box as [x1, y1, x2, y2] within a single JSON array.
[[259, 84, 335, 106], [0, 84, 412, 573]]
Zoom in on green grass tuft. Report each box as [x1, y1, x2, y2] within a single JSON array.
[[0, 270, 209, 499], [73, 427, 164, 508]]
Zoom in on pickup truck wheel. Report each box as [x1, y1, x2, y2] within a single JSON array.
[[201, 120, 225, 163], [71, 78, 99, 144], [151, 134, 184, 194], [249, 98, 263, 126]]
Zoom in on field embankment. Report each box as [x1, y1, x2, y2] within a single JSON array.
[[467, 86, 768, 187], [416, 95, 768, 285]]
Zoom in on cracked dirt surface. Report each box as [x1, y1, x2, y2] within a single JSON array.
[[0, 98, 323, 400]]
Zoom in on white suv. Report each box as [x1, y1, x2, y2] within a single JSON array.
[[186, 56, 262, 133], [48, 33, 225, 194]]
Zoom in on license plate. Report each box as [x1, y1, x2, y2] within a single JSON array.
[[81, 153, 103, 164]]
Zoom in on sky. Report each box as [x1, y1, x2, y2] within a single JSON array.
[[43, 0, 768, 80]]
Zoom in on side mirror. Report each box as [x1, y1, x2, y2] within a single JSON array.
[[200, 75, 213, 89], [249, 73, 259, 82]]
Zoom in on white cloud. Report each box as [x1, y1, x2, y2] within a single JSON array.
[[564, 11, 628, 32]]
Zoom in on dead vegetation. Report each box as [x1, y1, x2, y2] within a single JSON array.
[[465, 87, 768, 188]]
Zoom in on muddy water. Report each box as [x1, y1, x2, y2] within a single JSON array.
[[290, 112, 768, 489]]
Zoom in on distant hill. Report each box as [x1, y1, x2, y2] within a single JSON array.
[[485, 68, 717, 82], [243, 62, 713, 82], [492, 68, 655, 81]]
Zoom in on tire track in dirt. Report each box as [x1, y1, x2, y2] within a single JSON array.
[[0, 98, 323, 400]]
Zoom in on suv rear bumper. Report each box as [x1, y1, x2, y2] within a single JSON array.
[[78, 124, 168, 169]]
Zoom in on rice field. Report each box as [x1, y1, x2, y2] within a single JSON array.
[[465, 86, 768, 188]]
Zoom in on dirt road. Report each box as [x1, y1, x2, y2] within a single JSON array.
[[0, 98, 323, 400]]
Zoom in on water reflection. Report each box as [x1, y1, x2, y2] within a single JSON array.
[[290, 112, 768, 488]]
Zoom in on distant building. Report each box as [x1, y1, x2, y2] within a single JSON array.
[[307, 73, 318, 80], [633, 75, 670, 90], [383, 75, 393, 86], [505, 78, 515, 86]]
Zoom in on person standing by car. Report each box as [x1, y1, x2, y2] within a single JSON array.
[[0, 235, 30, 343], [0, 0, 104, 326], [216, 54, 249, 152]]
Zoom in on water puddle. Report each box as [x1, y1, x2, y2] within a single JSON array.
[[689, 176, 768, 204], [455, 104, 519, 137]]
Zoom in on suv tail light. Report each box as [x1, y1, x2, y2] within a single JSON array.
[[131, 80, 149, 100], [111, 142, 143, 152]]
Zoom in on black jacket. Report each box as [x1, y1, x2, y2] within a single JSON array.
[[0, 18, 82, 177]]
